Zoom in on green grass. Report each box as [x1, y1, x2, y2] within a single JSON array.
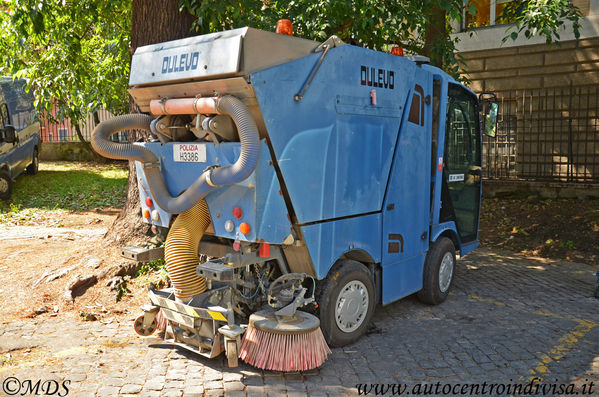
[[134, 258, 169, 289], [0, 161, 128, 217]]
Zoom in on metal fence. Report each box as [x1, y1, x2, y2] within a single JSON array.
[[40, 108, 129, 143], [482, 85, 599, 183]]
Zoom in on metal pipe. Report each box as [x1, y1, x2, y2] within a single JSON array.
[[150, 97, 218, 116]]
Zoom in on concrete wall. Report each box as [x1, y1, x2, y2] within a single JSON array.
[[484, 180, 599, 199], [40, 142, 96, 162], [460, 37, 599, 93]]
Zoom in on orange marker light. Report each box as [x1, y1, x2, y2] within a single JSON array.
[[391, 46, 404, 56], [239, 222, 251, 235], [142, 208, 150, 219], [276, 19, 293, 36]]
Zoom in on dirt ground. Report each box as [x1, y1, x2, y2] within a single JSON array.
[[0, 210, 152, 324], [1, 196, 597, 328], [480, 197, 599, 264]]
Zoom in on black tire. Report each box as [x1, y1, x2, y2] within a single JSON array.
[[318, 260, 376, 347], [417, 237, 456, 305], [0, 170, 13, 201], [26, 148, 39, 175]]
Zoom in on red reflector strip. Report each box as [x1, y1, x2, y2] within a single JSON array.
[[259, 243, 270, 258]]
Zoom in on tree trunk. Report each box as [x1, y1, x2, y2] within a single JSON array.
[[423, 3, 448, 68], [74, 123, 102, 162], [92, 111, 100, 127], [104, 0, 195, 245]]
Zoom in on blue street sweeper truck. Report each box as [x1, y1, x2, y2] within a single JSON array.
[[91, 25, 497, 370]]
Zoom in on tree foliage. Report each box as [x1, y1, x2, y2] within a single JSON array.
[[502, 0, 581, 44], [0, 0, 582, 135], [0, 0, 131, 130], [179, 0, 582, 73]]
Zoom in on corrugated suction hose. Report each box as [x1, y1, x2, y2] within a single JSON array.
[[164, 199, 211, 300]]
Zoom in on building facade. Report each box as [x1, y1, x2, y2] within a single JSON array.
[[453, 0, 599, 183]]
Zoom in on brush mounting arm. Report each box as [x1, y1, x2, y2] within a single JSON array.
[[267, 273, 308, 311], [274, 288, 314, 318]]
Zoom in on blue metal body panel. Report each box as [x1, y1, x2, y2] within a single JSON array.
[[380, 66, 432, 304], [132, 41, 484, 307], [135, 140, 291, 243], [431, 221, 459, 246], [300, 213, 382, 280], [430, 75, 449, 234], [460, 241, 479, 256], [251, 45, 416, 224]]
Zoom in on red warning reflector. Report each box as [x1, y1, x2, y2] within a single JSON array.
[[233, 241, 241, 251], [232, 206, 242, 219], [438, 157, 443, 172], [259, 243, 270, 258], [145, 197, 153, 207]]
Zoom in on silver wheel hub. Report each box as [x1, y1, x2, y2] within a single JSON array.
[[335, 280, 369, 333], [438, 252, 454, 293], [0, 178, 8, 193]]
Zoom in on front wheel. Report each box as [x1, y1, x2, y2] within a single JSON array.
[[417, 237, 456, 305], [0, 170, 13, 201], [318, 260, 376, 347], [27, 148, 39, 175]]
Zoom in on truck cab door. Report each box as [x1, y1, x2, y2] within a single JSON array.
[[441, 84, 481, 244], [0, 103, 17, 175]]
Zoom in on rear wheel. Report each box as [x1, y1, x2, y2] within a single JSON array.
[[417, 237, 456, 305], [0, 170, 12, 201], [26, 148, 39, 175], [318, 260, 376, 347]]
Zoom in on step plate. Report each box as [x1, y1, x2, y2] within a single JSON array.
[[196, 260, 235, 281], [121, 246, 164, 262]]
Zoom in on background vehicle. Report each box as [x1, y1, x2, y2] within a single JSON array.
[[92, 26, 497, 369], [0, 78, 41, 200]]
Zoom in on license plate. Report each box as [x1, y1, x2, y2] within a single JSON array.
[[173, 144, 206, 163]]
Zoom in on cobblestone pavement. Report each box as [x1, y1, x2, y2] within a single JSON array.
[[1, 247, 597, 396]]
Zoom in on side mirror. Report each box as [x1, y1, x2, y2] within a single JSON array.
[[479, 92, 498, 138], [3, 126, 16, 143]]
